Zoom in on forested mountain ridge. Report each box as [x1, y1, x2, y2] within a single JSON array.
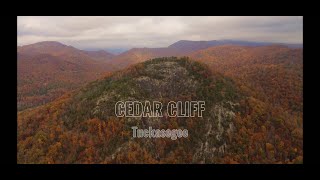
[[18, 57, 303, 164], [18, 41, 115, 62]]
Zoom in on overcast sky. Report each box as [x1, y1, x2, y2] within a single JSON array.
[[17, 16, 303, 50]]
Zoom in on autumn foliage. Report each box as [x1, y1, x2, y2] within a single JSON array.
[[17, 45, 303, 164]]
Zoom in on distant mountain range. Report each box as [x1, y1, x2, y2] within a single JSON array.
[[18, 41, 115, 62], [17, 40, 302, 111], [169, 39, 302, 50], [108, 40, 302, 69], [81, 50, 115, 61]]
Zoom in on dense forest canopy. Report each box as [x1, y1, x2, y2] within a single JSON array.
[[18, 54, 302, 164]]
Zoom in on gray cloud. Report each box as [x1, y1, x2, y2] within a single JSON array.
[[17, 16, 303, 50]]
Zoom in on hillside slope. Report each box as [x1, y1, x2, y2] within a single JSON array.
[[18, 41, 115, 111], [190, 45, 303, 113]]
